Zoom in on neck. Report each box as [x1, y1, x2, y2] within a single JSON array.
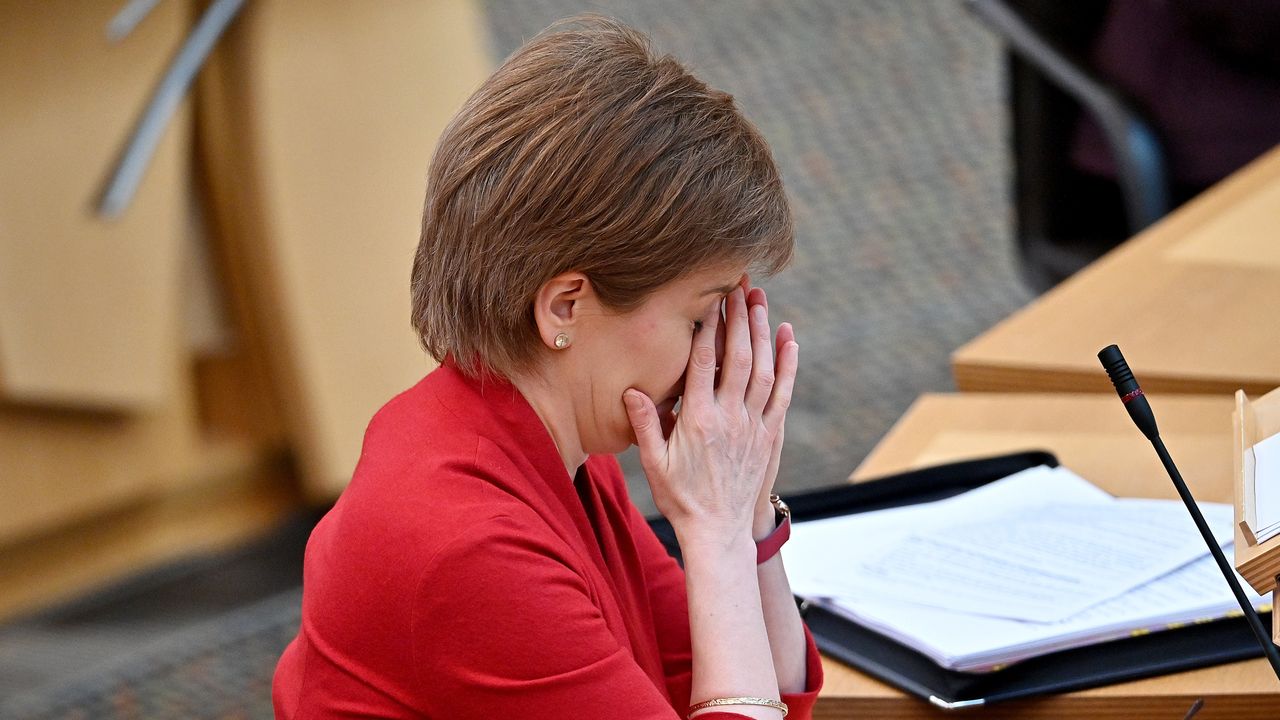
[[507, 368, 588, 481]]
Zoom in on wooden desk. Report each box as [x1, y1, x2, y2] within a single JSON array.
[[809, 392, 1280, 719], [952, 145, 1280, 397]]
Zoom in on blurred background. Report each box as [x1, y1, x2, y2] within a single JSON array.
[[2, 0, 1276, 717]]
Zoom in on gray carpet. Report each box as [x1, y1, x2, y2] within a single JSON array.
[[0, 1, 1034, 716], [0, 591, 301, 720]]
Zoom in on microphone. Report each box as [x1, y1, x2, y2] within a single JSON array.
[[1098, 345, 1158, 441], [1098, 344, 1280, 682]]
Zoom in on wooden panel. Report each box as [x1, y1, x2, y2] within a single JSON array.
[[805, 392, 1280, 718], [0, 0, 189, 408], [952, 145, 1280, 397], [1235, 387, 1280, 594], [0, 457, 296, 623], [0, 394, 187, 546], [852, 393, 1234, 499], [0, 339, 262, 546], [1167, 179, 1280, 269], [198, 0, 492, 498], [189, 178, 287, 448]]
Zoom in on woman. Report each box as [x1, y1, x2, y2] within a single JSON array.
[[274, 16, 822, 719]]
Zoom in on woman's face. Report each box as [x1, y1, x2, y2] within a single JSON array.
[[571, 265, 745, 455]]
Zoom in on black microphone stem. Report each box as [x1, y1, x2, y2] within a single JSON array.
[[1099, 343, 1280, 683], [1151, 435, 1280, 679]]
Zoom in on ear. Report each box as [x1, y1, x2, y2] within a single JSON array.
[[532, 271, 594, 350]]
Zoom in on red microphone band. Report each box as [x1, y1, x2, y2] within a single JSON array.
[[1120, 388, 1145, 405]]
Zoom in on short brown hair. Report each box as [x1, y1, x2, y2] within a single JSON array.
[[411, 15, 793, 378]]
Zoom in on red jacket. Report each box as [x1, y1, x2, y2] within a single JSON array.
[[273, 362, 823, 718]]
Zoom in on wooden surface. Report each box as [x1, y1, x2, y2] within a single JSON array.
[[198, 0, 492, 498], [0, 350, 256, 546], [0, 0, 190, 408], [802, 392, 1280, 719], [1235, 388, 1280, 595], [0, 0, 289, 593], [0, 456, 297, 623], [952, 145, 1280, 397]]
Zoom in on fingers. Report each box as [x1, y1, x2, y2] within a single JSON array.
[[763, 421, 786, 493], [717, 287, 752, 402], [775, 319, 794, 348], [714, 301, 726, 380], [659, 405, 677, 439], [743, 297, 775, 413], [623, 389, 666, 464], [683, 301, 720, 401], [763, 323, 798, 433]]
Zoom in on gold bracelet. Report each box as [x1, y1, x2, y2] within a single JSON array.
[[688, 696, 788, 717]]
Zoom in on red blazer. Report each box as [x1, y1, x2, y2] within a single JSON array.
[[273, 362, 823, 718]]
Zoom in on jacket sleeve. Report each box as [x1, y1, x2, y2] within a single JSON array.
[[411, 513, 762, 720], [624, 500, 825, 720]]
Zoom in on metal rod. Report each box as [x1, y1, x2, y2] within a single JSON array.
[[97, 0, 247, 218], [106, 0, 164, 42], [964, 0, 1169, 232]]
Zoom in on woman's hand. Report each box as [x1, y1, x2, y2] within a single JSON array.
[[623, 286, 799, 546]]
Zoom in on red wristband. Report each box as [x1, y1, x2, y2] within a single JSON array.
[[755, 495, 791, 564]]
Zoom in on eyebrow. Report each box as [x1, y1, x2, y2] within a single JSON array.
[[700, 283, 738, 297]]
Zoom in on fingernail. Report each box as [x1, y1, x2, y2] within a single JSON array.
[[622, 391, 640, 411], [752, 305, 765, 323]]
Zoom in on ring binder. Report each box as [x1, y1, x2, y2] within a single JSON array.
[[648, 451, 1272, 708]]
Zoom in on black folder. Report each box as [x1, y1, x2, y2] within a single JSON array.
[[647, 451, 1269, 709]]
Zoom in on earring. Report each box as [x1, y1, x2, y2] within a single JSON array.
[[553, 333, 571, 349]]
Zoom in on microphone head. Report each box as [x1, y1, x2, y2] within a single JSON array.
[[1099, 344, 1160, 440], [1098, 344, 1140, 398]]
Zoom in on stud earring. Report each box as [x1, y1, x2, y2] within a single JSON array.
[[554, 333, 571, 349]]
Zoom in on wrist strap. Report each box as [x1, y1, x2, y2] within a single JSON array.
[[752, 499, 783, 561]]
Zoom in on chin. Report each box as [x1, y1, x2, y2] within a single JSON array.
[[583, 425, 635, 457], [599, 433, 635, 456]]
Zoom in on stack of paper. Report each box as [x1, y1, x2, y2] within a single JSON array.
[[783, 465, 1270, 672], [1246, 433, 1280, 544]]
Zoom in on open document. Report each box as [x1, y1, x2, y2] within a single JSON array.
[[783, 465, 1269, 672]]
